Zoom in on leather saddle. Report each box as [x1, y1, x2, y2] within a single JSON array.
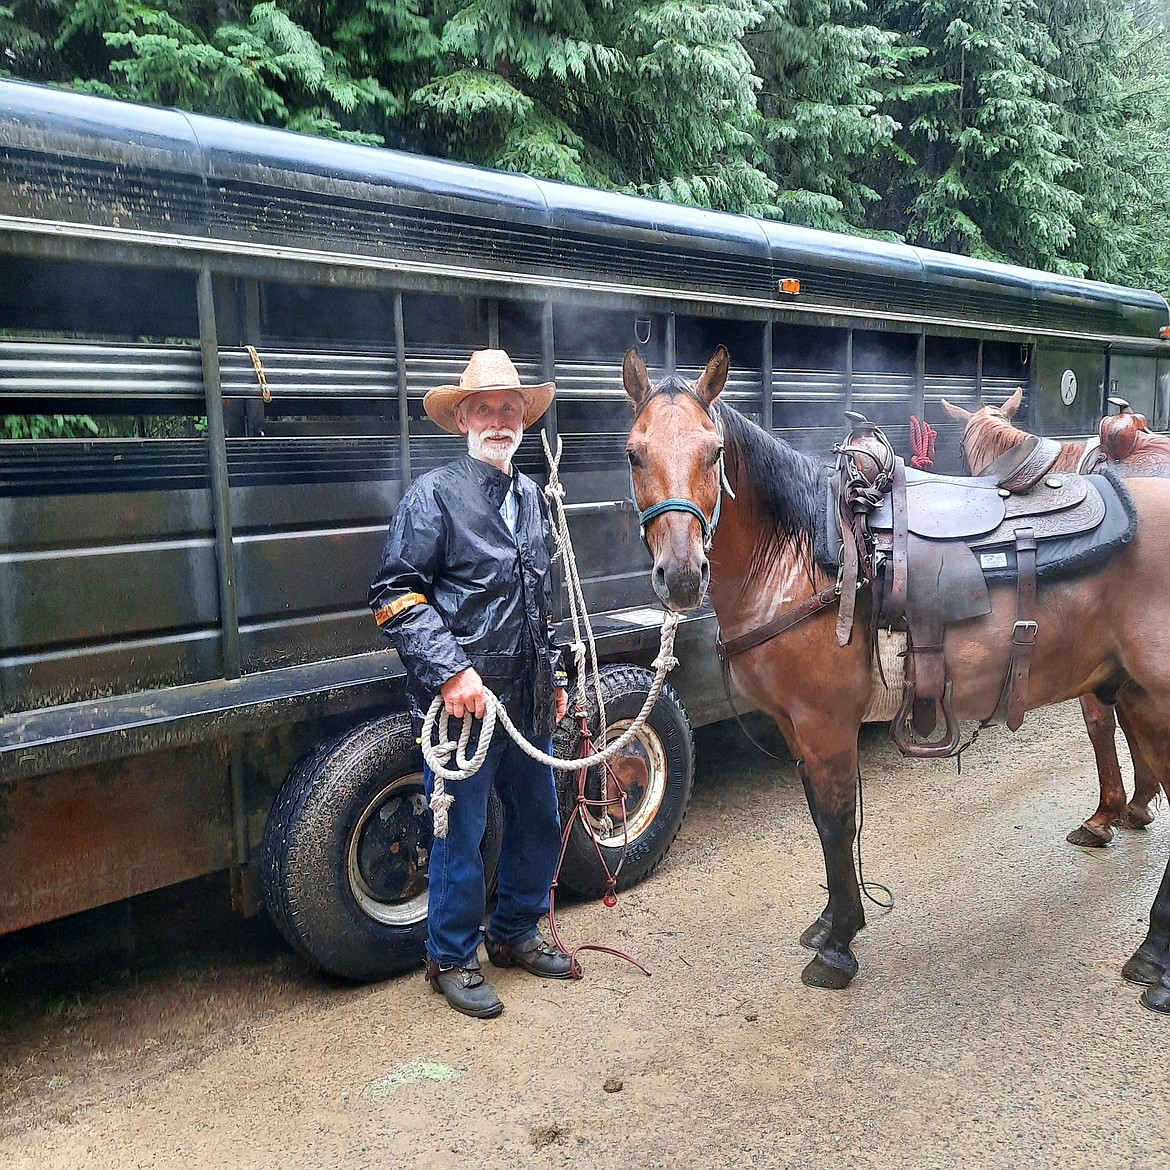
[[1081, 397, 1170, 477], [833, 415, 1136, 759]]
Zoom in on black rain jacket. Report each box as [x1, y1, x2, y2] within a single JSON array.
[[369, 455, 565, 736]]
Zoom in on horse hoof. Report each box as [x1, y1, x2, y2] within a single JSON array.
[[1139, 982, 1170, 1014], [1122, 947, 1167, 986], [801, 953, 857, 991], [799, 916, 831, 951], [1066, 822, 1112, 847], [1122, 806, 1155, 830]]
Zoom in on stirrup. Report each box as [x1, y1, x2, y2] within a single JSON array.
[[891, 680, 960, 758]]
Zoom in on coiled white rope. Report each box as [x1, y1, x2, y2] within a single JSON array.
[[423, 434, 681, 837]]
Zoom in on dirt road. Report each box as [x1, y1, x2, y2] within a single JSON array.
[[1, 705, 1168, 1169]]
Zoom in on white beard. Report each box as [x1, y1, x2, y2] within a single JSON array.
[[467, 425, 523, 471]]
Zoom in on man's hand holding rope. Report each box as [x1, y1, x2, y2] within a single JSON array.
[[442, 667, 567, 723]]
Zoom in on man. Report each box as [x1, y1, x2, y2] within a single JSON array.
[[369, 349, 573, 1019]]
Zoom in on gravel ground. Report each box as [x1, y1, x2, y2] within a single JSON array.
[[1, 703, 1167, 1170]]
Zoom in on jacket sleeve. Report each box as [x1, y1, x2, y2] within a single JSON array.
[[539, 493, 567, 689], [368, 483, 471, 694]]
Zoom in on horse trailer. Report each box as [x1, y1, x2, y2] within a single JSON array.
[[2, 79, 1168, 979]]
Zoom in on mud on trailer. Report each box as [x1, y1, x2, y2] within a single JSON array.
[[2, 80, 1167, 980]]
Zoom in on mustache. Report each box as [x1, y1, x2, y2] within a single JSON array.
[[467, 425, 523, 463]]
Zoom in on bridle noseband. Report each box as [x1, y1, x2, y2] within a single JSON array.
[[628, 383, 736, 553]]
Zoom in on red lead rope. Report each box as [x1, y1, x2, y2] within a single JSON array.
[[910, 414, 937, 470], [546, 710, 651, 979]]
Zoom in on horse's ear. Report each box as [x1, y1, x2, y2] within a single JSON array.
[[1001, 387, 1024, 419], [940, 398, 972, 424], [623, 348, 653, 407], [694, 345, 730, 407]]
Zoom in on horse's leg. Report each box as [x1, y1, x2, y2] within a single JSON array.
[[796, 754, 832, 952], [794, 734, 865, 991], [1066, 695, 1122, 847], [1110, 690, 1170, 998], [765, 707, 834, 951], [1118, 703, 1160, 830], [1127, 861, 1170, 994]]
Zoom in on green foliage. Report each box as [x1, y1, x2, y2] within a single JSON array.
[[0, 4, 48, 78], [413, 0, 775, 211], [1, 414, 100, 439], [867, 0, 1084, 271], [2, 0, 1169, 293], [1035, 0, 1170, 288], [750, 0, 901, 231], [49, 0, 395, 140]]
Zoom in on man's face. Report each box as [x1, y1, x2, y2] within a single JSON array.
[[457, 389, 525, 468]]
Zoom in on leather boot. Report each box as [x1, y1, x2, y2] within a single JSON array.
[[425, 960, 504, 1018], [485, 929, 574, 979]]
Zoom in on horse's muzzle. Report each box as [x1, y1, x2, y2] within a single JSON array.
[[652, 554, 710, 611]]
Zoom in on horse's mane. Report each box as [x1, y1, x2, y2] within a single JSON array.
[[717, 401, 821, 553], [963, 410, 1085, 474]]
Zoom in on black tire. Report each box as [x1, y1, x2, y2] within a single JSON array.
[[552, 665, 694, 898], [261, 712, 503, 982]]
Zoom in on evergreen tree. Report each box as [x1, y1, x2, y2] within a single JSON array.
[[412, 0, 776, 211], [1112, 0, 1170, 293], [1038, 0, 1170, 286], [12, 0, 395, 142], [2, 0, 1168, 292], [749, 0, 901, 232], [870, 0, 1083, 272], [0, 2, 57, 80]]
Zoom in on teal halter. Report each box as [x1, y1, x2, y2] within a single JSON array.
[[628, 397, 735, 553]]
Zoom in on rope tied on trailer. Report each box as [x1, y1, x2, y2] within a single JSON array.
[[421, 433, 680, 838], [910, 414, 937, 469], [245, 344, 272, 403]]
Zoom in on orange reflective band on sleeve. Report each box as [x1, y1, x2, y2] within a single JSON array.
[[374, 592, 427, 625]]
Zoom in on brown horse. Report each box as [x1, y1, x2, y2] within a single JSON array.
[[625, 346, 1170, 1012], [942, 389, 1170, 847]]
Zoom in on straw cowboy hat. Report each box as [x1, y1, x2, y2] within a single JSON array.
[[423, 349, 555, 435]]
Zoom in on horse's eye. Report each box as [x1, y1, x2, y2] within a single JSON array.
[[627, 449, 644, 469]]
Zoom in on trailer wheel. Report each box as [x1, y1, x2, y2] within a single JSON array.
[[261, 712, 503, 982], [552, 666, 694, 898]]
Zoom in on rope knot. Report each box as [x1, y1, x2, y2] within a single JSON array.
[[429, 788, 455, 838]]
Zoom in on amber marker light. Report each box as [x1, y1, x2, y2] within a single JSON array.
[[778, 278, 801, 295], [1159, 325, 1170, 339]]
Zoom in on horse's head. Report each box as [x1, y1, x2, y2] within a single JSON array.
[[624, 345, 730, 611], [941, 388, 1025, 474]]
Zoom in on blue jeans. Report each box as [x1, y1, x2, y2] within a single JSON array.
[[424, 718, 562, 968]]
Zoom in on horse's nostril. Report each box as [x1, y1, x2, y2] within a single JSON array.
[[652, 563, 670, 601]]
